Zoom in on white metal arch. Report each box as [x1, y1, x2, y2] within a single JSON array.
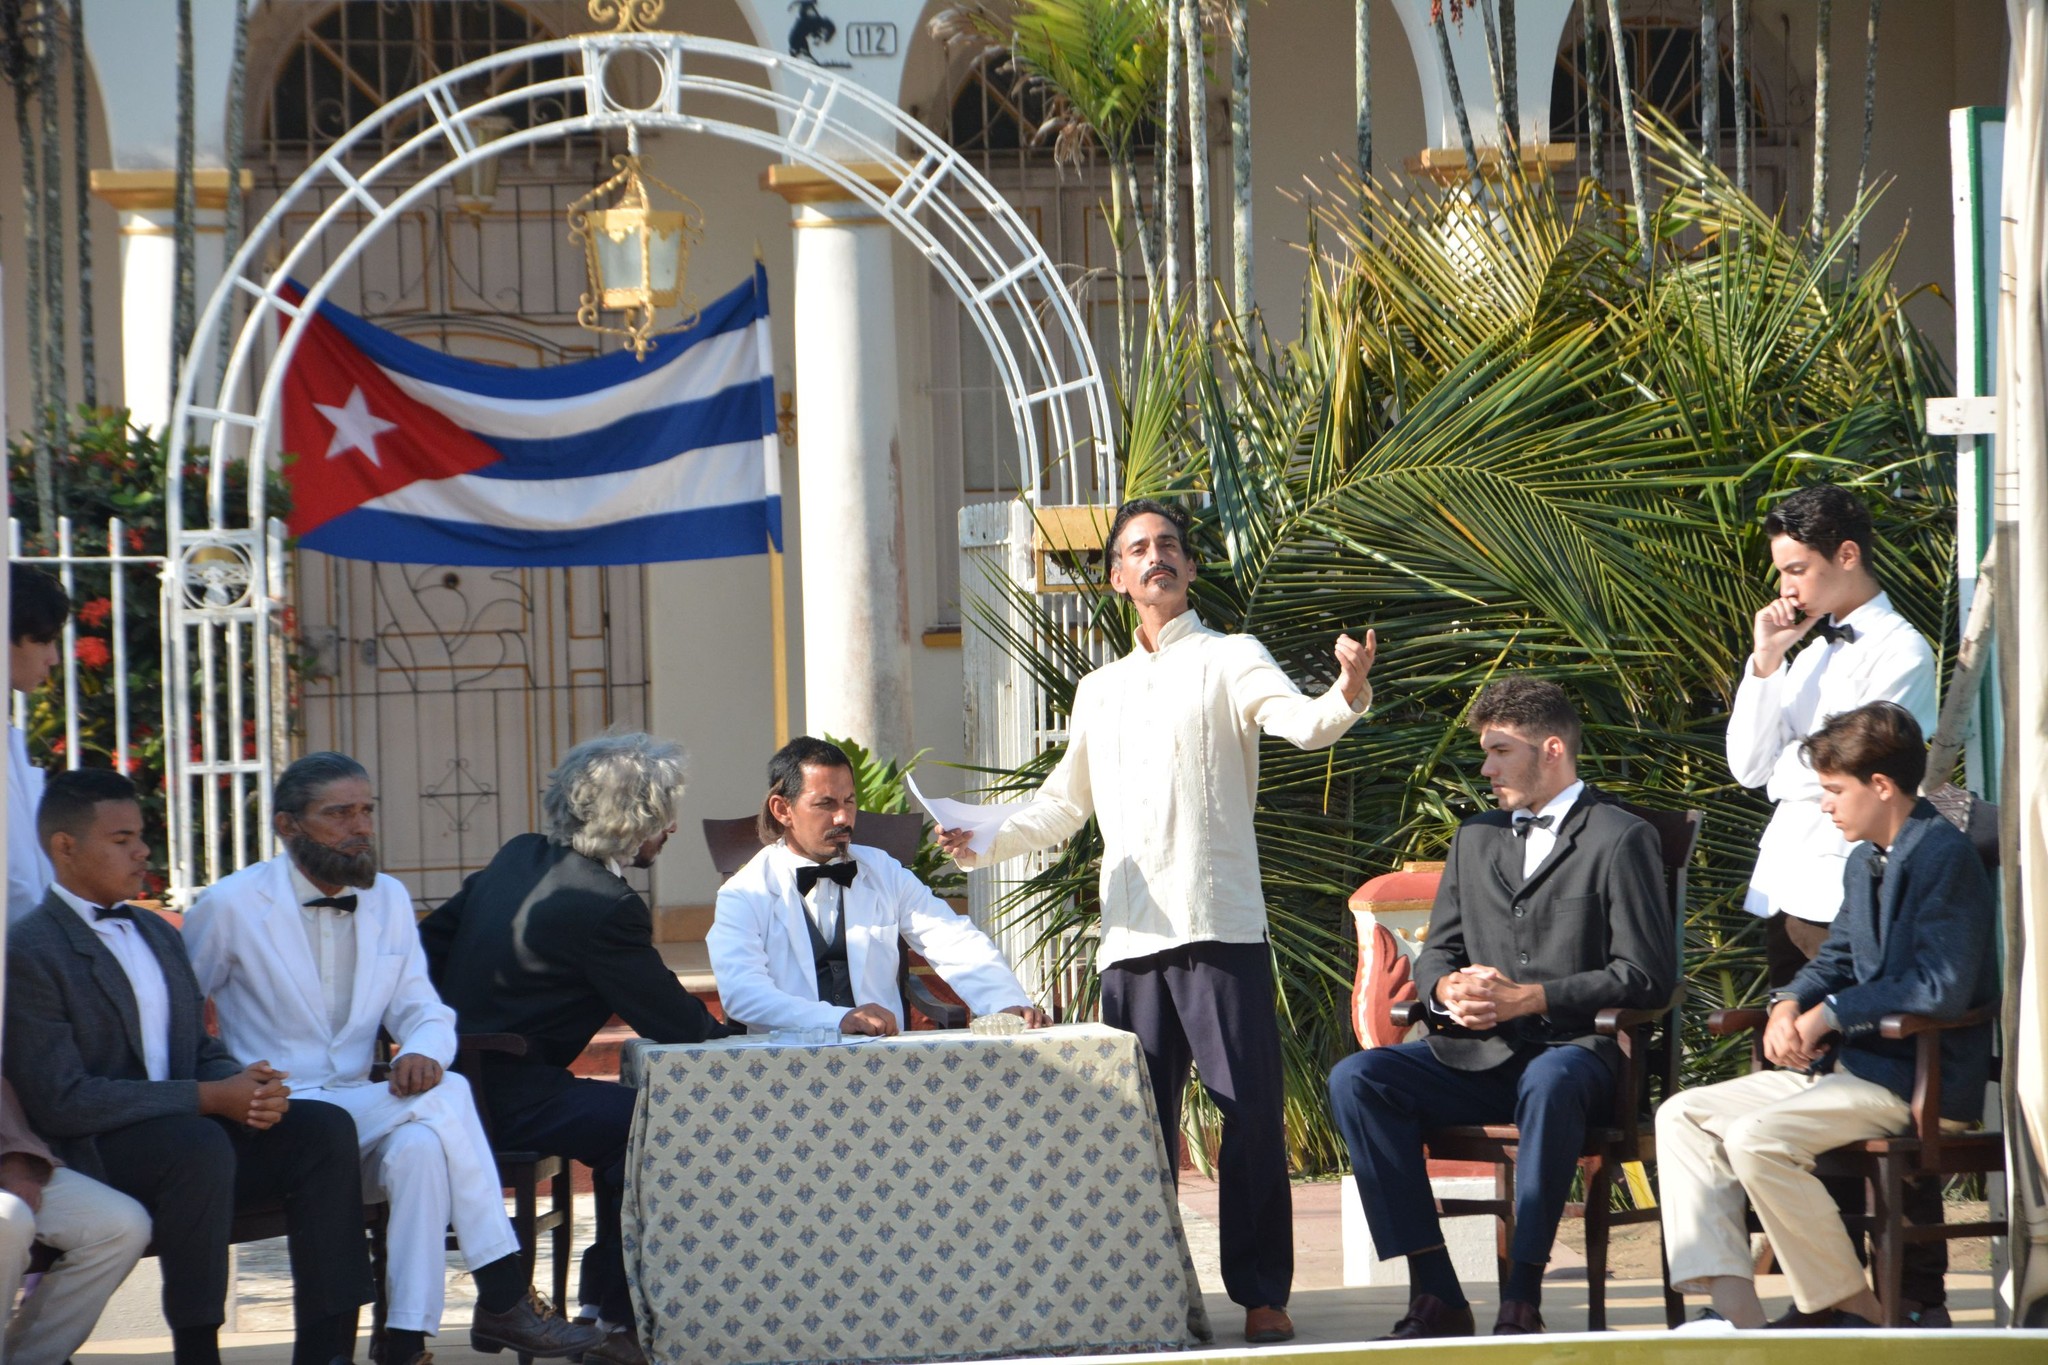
[[161, 30, 1116, 901]]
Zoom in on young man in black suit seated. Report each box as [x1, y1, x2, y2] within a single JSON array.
[[419, 732, 728, 1365], [3, 770, 371, 1365], [1658, 702, 1998, 1330], [1326, 678, 1678, 1339]]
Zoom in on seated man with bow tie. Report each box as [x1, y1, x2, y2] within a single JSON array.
[[1326, 679, 1676, 1340], [4, 768, 371, 1365], [185, 752, 598, 1365], [707, 736, 1048, 1036]]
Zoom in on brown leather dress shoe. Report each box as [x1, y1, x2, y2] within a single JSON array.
[[1377, 1293, 1477, 1341], [1244, 1306, 1295, 1343], [470, 1288, 605, 1358], [1493, 1299, 1546, 1335], [580, 1325, 650, 1365]]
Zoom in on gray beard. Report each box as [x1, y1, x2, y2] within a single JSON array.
[[288, 832, 379, 890]]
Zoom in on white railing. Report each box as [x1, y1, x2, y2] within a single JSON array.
[[9, 515, 172, 827], [959, 501, 1120, 1017]]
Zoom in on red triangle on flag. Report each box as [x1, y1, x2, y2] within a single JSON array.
[[279, 293, 503, 536]]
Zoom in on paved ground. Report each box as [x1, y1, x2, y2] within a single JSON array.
[[74, 1176, 2012, 1361]]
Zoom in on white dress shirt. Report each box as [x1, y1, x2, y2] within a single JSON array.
[[288, 863, 359, 1037], [1725, 591, 1937, 922], [959, 610, 1370, 969], [796, 852, 853, 941], [7, 724, 52, 922], [1513, 780, 1586, 879], [50, 882, 170, 1081]]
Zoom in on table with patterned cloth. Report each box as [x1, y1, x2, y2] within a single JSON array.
[[621, 1023, 1212, 1365]]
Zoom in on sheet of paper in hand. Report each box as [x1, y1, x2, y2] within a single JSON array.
[[905, 774, 1025, 856]]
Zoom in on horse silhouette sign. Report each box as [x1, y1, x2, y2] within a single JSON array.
[[788, 1, 847, 66]]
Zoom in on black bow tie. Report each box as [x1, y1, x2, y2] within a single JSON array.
[[305, 894, 358, 913], [92, 902, 137, 922], [1815, 617, 1858, 645], [795, 862, 857, 894], [1512, 814, 1555, 839]]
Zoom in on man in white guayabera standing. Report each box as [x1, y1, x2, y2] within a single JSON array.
[[1723, 482, 1947, 1324], [941, 498, 1375, 1348], [186, 752, 601, 1365]]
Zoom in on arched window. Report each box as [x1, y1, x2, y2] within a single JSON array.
[[260, 0, 584, 164], [1550, 22, 1753, 142], [1549, 16, 1792, 210]]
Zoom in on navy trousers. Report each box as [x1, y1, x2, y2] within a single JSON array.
[[494, 1077, 639, 1324], [1101, 939, 1292, 1312], [1327, 1040, 1610, 1270]]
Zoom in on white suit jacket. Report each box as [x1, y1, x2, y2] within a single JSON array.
[[185, 854, 457, 1086], [707, 840, 1032, 1033]]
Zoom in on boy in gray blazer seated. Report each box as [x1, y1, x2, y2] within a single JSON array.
[[1658, 702, 1998, 1330]]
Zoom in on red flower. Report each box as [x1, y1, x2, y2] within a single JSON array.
[[74, 637, 111, 669], [126, 528, 146, 552], [77, 597, 113, 628]]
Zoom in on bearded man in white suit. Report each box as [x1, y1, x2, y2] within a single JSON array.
[[185, 752, 600, 1365], [708, 737, 1048, 1037]]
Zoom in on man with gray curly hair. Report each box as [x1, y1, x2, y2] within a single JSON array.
[[421, 732, 726, 1365]]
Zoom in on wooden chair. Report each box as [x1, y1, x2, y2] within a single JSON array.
[[1385, 800, 1701, 1330], [1684, 1004, 2008, 1327], [702, 811, 967, 1029]]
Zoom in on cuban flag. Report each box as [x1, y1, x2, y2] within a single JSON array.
[[278, 266, 781, 565]]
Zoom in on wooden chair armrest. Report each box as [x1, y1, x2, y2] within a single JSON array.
[[1708, 1008, 1769, 1036], [1879, 1003, 1998, 1040], [1389, 999, 1426, 1029], [906, 974, 967, 1030], [1594, 1005, 1668, 1035], [456, 1033, 532, 1057]]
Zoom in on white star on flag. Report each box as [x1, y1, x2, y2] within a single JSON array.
[[313, 386, 398, 467]]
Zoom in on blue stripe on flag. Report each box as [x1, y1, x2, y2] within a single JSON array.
[[290, 263, 770, 400], [473, 378, 777, 480], [302, 497, 784, 567]]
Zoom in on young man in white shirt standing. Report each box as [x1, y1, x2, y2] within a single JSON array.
[[1723, 483, 1946, 1323], [941, 499, 1374, 1346], [7, 567, 67, 922]]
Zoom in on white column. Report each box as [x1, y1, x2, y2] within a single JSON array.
[[88, 172, 238, 434], [1388, 0, 1576, 150], [767, 166, 914, 760]]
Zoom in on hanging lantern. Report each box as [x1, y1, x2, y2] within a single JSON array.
[[451, 114, 516, 216], [567, 129, 705, 360]]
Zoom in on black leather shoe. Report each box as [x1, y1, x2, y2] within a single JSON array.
[[1377, 1293, 1477, 1341], [1769, 1305, 1878, 1330], [1492, 1299, 1546, 1335], [470, 1288, 605, 1358], [1903, 1301, 1952, 1329]]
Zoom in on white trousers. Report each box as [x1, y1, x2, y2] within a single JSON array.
[[1657, 1066, 1912, 1312], [306, 1072, 519, 1334], [2, 1167, 153, 1365]]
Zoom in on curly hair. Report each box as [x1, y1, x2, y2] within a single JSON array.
[[542, 732, 689, 864]]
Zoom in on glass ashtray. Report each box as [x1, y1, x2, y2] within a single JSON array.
[[968, 1012, 1026, 1037]]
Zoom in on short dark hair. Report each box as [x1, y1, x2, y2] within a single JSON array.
[[1468, 677, 1584, 756], [1107, 498, 1193, 558], [38, 768, 139, 849], [11, 567, 69, 645], [275, 751, 370, 817], [1801, 701, 1926, 792], [759, 735, 853, 843], [1762, 484, 1876, 562]]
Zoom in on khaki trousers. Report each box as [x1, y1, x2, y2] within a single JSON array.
[[1657, 1067, 1912, 1312]]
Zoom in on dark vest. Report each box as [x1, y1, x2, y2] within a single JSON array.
[[803, 899, 855, 1008]]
